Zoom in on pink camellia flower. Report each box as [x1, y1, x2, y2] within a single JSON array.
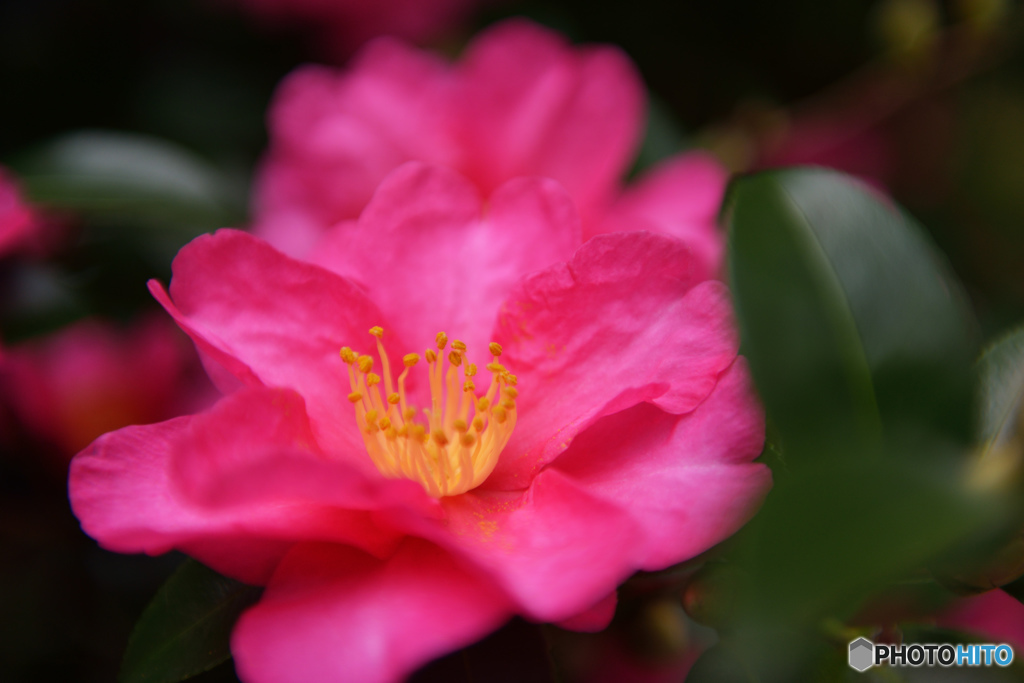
[[937, 589, 1024, 654], [222, 0, 478, 59], [0, 166, 39, 257], [254, 19, 727, 280], [70, 163, 769, 682], [2, 315, 215, 463]]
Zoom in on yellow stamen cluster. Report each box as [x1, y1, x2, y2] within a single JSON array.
[[340, 327, 518, 497]]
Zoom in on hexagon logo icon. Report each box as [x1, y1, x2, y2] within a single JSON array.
[[849, 637, 874, 672]]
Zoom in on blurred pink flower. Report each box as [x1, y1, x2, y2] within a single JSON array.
[[937, 589, 1024, 653], [254, 19, 727, 279], [223, 0, 478, 58], [1, 315, 215, 461], [0, 166, 40, 257], [70, 163, 769, 683]]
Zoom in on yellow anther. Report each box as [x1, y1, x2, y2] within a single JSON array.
[[489, 342, 503, 357], [506, 374, 518, 386], [343, 333, 519, 498]]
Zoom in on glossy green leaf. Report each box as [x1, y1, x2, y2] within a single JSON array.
[[16, 130, 245, 236], [727, 167, 977, 459], [978, 326, 1024, 446], [119, 560, 261, 683]]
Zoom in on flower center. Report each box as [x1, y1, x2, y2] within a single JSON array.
[[340, 327, 518, 497]]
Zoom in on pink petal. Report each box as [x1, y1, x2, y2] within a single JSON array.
[[438, 469, 641, 621], [556, 591, 618, 632], [455, 20, 644, 223], [432, 363, 767, 622], [232, 539, 513, 683], [0, 166, 37, 257], [551, 360, 772, 569], [252, 41, 454, 257], [594, 152, 729, 281], [149, 228, 399, 458], [488, 231, 739, 490], [171, 385, 438, 525], [69, 387, 430, 584], [311, 162, 580, 356], [937, 589, 1024, 653], [69, 416, 288, 584]]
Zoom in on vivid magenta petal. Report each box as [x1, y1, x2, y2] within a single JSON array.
[[488, 231, 739, 489], [594, 152, 729, 281], [311, 162, 580, 354], [232, 539, 513, 683], [551, 360, 772, 569], [149, 229, 400, 458], [454, 19, 644, 222], [556, 591, 618, 632]]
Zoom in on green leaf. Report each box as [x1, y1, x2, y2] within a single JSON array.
[[978, 326, 1024, 447], [727, 167, 977, 459], [15, 130, 246, 237], [119, 559, 261, 683]]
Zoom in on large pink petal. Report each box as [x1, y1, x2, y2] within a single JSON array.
[[69, 387, 429, 583], [149, 228, 400, 458], [311, 162, 580, 356], [455, 19, 644, 222], [253, 41, 455, 256], [488, 231, 739, 490], [232, 539, 513, 683], [551, 360, 771, 569], [594, 152, 729, 281], [937, 589, 1024, 653], [437, 469, 641, 622], [70, 417, 289, 584], [429, 364, 767, 622]]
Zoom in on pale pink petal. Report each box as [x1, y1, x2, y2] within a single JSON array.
[[149, 228, 400, 458], [551, 360, 771, 569], [557, 591, 617, 632], [253, 41, 455, 256], [232, 539, 513, 683], [437, 469, 641, 621], [594, 152, 729, 281], [312, 162, 580, 355], [455, 20, 644, 222], [488, 231, 738, 490]]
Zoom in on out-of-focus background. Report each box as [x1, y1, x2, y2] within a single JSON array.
[[3, 0, 1024, 681]]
